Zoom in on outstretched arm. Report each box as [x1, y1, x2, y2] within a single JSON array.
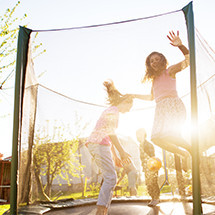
[[111, 145, 123, 168], [167, 30, 190, 77], [131, 94, 153, 101], [109, 134, 131, 165], [129, 86, 154, 101]]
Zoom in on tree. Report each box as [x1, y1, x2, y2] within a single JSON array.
[[0, 1, 45, 97], [32, 125, 85, 201]]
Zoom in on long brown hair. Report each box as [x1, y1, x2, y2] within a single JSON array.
[[142, 52, 167, 83]]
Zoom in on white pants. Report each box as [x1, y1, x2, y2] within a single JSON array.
[[87, 143, 117, 208], [127, 170, 137, 189]]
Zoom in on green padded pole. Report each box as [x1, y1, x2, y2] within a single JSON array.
[[10, 26, 32, 214], [182, 2, 202, 215]]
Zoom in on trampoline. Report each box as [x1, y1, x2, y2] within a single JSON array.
[[8, 2, 215, 215], [7, 197, 215, 214]]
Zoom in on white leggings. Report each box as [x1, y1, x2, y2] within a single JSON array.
[[87, 143, 117, 208]]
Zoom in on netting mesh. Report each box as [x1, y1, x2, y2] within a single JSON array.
[[16, 6, 215, 209]]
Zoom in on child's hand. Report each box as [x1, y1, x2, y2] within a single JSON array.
[[114, 156, 123, 168], [122, 157, 131, 166], [120, 151, 131, 165], [167, 30, 182, 47], [126, 94, 136, 99]]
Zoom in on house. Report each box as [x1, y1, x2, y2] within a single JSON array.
[[0, 156, 11, 204]]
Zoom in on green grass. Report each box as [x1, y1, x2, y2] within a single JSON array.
[[0, 204, 9, 215], [137, 185, 148, 196], [56, 191, 99, 200], [160, 185, 172, 194]]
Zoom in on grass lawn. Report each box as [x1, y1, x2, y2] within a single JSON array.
[[0, 204, 9, 215]]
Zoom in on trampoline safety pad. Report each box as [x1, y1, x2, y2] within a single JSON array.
[[44, 201, 215, 215]]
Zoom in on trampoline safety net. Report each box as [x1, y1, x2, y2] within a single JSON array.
[[11, 2, 215, 214]]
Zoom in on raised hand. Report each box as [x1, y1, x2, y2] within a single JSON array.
[[167, 30, 182, 47]]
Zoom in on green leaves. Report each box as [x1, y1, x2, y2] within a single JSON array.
[[0, 1, 45, 91]]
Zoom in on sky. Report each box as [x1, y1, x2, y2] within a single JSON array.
[[1, 0, 215, 158]]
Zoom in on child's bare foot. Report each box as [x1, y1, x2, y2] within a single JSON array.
[[147, 199, 160, 207]]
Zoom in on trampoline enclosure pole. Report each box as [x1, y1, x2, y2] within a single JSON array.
[[10, 26, 32, 214], [182, 2, 202, 215]]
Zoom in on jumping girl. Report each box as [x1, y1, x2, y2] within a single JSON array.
[[130, 31, 191, 160], [86, 80, 133, 215]]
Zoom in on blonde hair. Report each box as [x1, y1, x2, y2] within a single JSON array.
[[103, 80, 132, 106]]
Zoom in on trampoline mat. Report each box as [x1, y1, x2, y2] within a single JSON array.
[[45, 201, 215, 215]]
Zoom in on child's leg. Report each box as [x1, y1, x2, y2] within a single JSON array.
[[145, 167, 160, 201], [162, 136, 191, 153], [174, 154, 186, 197], [127, 170, 137, 196], [88, 144, 117, 209], [151, 137, 190, 158], [96, 205, 108, 215], [152, 137, 191, 172]]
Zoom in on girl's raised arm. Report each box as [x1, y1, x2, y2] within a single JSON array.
[[167, 31, 189, 77]]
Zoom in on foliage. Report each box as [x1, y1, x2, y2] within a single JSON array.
[[116, 168, 130, 195], [117, 168, 128, 187], [0, 204, 10, 215], [0, 1, 45, 91], [0, 1, 25, 81], [89, 182, 100, 195], [33, 124, 85, 199]]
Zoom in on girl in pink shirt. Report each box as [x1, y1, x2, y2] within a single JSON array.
[[130, 31, 190, 159], [86, 80, 133, 215]]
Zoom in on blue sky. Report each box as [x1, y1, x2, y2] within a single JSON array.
[[1, 0, 215, 157]]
